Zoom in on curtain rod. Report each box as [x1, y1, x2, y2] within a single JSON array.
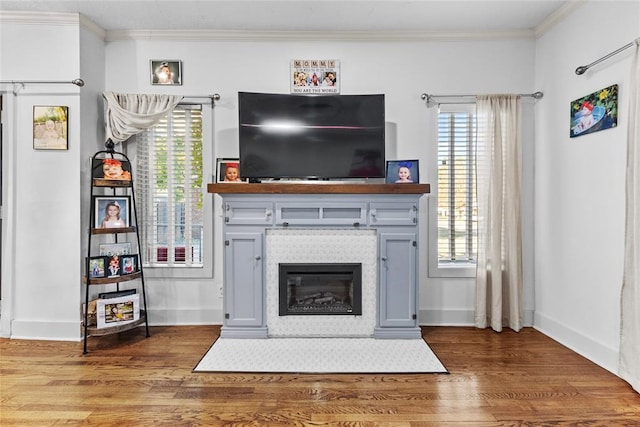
[[0, 78, 84, 87], [183, 93, 221, 107], [575, 38, 639, 75], [101, 92, 221, 107], [420, 91, 543, 107]]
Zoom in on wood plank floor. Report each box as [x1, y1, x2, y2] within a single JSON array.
[[1, 326, 639, 426]]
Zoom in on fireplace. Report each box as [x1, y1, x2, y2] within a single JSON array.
[[279, 263, 362, 316]]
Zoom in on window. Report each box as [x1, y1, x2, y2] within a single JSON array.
[[430, 104, 477, 275], [135, 105, 205, 269]]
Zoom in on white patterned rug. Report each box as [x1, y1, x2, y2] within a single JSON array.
[[194, 337, 447, 374]]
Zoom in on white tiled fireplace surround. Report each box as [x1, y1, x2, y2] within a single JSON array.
[[266, 228, 377, 337]]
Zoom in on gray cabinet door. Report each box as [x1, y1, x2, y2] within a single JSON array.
[[378, 232, 417, 328], [223, 232, 264, 327]]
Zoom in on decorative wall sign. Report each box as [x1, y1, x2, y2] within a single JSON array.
[[291, 59, 340, 94], [150, 60, 182, 85], [570, 84, 618, 138], [33, 105, 68, 150]]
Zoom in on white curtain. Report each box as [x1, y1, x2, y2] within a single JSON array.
[[103, 92, 184, 143], [620, 39, 640, 393], [475, 95, 523, 332]]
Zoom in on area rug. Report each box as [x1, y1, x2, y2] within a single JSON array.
[[194, 337, 448, 374]]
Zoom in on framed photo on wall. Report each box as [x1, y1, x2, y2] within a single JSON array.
[[386, 160, 419, 184], [150, 60, 182, 85], [33, 105, 68, 150], [216, 158, 246, 183], [93, 196, 131, 229]]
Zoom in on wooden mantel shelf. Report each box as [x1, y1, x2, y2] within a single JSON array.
[[208, 182, 430, 195]]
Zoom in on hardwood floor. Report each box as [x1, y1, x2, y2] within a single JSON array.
[[1, 326, 639, 426]]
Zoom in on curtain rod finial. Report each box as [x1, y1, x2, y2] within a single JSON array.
[[73, 78, 85, 87], [575, 66, 588, 75]]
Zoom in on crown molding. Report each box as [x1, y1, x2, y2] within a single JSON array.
[[105, 28, 535, 43], [0, 11, 106, 39], [79, 14, 106, 40], [534, 0, 584, 38], [0, 10, 79, 26]]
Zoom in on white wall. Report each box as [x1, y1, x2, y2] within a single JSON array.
[[7, 5, 632, 380], [103, 35, 537, 329], [534, 0, 639, 373], [0, 13, 84, 339]]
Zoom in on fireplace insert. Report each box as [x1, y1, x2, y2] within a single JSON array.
[[279, 263, 362, 316]]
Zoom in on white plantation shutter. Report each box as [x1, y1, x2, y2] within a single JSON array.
[[135, 105, 204, 267], [437, 104, 478, 264]]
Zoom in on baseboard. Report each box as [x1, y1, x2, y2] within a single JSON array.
[[419, 308, 535, 327], [10, 319, 81, 341], [534, 312, 619, 376], [147, 308, 222, 326]]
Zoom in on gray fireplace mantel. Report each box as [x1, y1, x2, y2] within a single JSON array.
[[208, 183, 429, 339]]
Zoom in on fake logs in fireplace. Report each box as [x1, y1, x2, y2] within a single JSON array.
[[279, 263, 363, 316]]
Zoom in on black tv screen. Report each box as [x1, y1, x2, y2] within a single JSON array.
[[239, 92, 385, 180]]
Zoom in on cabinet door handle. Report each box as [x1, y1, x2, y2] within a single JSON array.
[[255, 256, 261, 261], [381, 256, 388, 261]]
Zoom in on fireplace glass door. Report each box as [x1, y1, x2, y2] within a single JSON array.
[[279, 263, 362, 316]]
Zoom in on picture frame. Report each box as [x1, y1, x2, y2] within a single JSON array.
[[150, 60, 182, 85], [120, 254, 138, 275], [93, 196, 131, 229], [98, 289, 137, 299], [87, 256, 107, 279], [96, 294, 140, 329], [105, 254, 122, 278], [99, 242, 132, 256], [385, 160, 419, 184], [33, 105, 68, 150], [290, 59, 340, 94], [570, 84, 618, 138], [92, 157, 132, 182], [216, 158, 246, 183]]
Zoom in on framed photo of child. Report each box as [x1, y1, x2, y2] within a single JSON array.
[[386, 160, 419, 184], [92, 157, 132, 182], [150, 60, 182, 85], [215, 158, 246, 183], [93, 196, 131, 229], [87, 256, 107, 279], [33, 105, 68, 150]]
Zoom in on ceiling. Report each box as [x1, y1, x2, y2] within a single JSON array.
[[0, 0, 572, 34]]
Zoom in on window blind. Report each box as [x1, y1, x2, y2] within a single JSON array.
[[135, 105, 204, 267], [437, 105, 478, 264]]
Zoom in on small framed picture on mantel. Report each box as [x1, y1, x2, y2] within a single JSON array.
[[386, 160, 419, 184]]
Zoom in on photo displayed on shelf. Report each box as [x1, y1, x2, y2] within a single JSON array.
[[121, 254, 138, 275], [106, 255, 121, 278], [99, 242, 131, 256], [87, 256, 107, 279], [92, 157, 132, 181], [216, 158, 247, 183], [96, 294, 140, 329], [94, 196, 131, 229], [385, 160, 419, 184], [98, 289, 136, 299]]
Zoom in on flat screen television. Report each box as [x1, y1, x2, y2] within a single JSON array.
[[238, 92, 385, 181]]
